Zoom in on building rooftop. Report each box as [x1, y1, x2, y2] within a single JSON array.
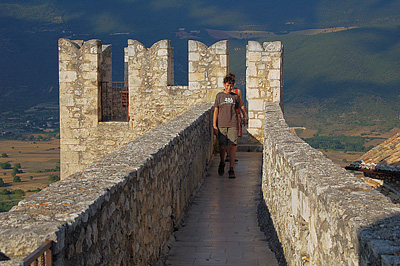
[[346, 133, 400, 176]]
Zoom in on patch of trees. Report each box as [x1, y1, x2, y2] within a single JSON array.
[[32, 166, 60, 173], [10, 164, 23, 182], [0, 189, 25, 212], [0, 162, 11, 169], [48, 174, 60, 182], [0, 132, 59, 141], [303, 135, 374, 152]]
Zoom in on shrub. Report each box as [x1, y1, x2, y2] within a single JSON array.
[[13, 163, 21, 169], [13, 176, 21, 182], [13, 189, 25, 196], [12, 168, 22, 175], [0, 178, 4, 187], [0, 189, 10, 195], [48, 174, 60, 182], [1, 153, 8, 158], [0, 162, 11, 169]]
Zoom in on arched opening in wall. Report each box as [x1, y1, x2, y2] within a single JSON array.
[[229, 40, 247, 111]]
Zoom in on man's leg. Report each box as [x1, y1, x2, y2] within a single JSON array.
[[229, 144, 237, 168], [227, 127, 238, 178], [218, 128, 228, 176], [219, 146, 226, 163]]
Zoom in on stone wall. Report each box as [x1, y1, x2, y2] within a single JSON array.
[[59, 39, 136, 179], [59, 39, 229, 178], [246, 41, 283, 143], [0, 103, 214, 266], [188, 40, 229, 102], [261, 102, 400, 266]]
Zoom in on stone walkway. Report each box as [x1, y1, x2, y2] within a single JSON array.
[[165, 152, 279, 266]]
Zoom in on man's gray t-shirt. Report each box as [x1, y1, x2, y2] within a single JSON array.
[[214, 92, 239, 128]]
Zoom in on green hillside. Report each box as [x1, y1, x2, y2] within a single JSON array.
[[252, 25, 400, 134], [1, 0, 400, 136]]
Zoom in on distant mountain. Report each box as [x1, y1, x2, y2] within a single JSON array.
[[0, 0, 400, 134]]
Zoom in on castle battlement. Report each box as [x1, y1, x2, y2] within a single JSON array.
[[59, 39, 283, 178]]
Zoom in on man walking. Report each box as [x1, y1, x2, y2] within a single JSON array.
[[213, 75, 240, 178]]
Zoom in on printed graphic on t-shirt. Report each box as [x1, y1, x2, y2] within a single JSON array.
[[223, 97, 234, 105]]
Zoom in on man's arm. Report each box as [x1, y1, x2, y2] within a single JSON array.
[[213, 107, 219, 135], [240, 105, 247, 126], [237, 89, 247, 126]]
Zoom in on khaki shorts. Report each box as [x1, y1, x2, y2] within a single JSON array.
[[218, 127, 238, 146]]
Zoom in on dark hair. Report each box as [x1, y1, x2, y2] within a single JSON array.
[[223, 74, 235, 84], [228, 72, 236, 79]]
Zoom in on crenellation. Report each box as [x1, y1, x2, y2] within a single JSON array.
[[246, 40, 284, 143]]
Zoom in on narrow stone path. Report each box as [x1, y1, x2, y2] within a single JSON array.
[[165, 152, 278, 266]]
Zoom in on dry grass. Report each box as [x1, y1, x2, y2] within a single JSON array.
[[0, 139, 60, 197]]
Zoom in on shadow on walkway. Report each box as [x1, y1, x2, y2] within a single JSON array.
[[164, 152, 282, 266]]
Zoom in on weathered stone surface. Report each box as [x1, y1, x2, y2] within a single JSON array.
[[0, 103, 214, 266], [60, 39, 229, 178], [261, 102, 400, 266], [246, 41, 283, 144]]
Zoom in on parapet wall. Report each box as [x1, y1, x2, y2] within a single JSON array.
[[59, 39, 228, 178], [261, 103, 400, 266], [0, 103, 214, 265]]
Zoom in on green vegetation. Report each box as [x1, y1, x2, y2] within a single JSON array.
[[255, 25, 400, 134], [0, 189, 25, 212], [0, 133, 58, 141], [1, 153, 8, 158], [0, 178, 4, 187], [0, 162, 11, 169], [32, 166, 60, 173], [303, 135, 374, 152], [48, 174, 59, 182], [12, 176, 21, 182], [11, 168, 22, 176]]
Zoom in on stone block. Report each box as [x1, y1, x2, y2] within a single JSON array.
[[248, 99, 265, 111], [247, 89, 260, 99], [247, 41, 263, 52], [60, 94, 75, 107], [60, 71, 78, 83], [248, 119, 262, 128], [188, 40, 198, 52], [220, 55, 228, 67], [157, 49, 168, 56], [246, 63, 257, 76], [189, 52, 200, 62], [189, 73, 205, 82], [82, 71, 99, 81], [247, 52, 262, 62], [247, 77, 259, 88], [268, 69, 281, 80], [272, 57, 281, 69], [263, 41, 282, 52]]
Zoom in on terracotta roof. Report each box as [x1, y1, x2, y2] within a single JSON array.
[[346, 133, 400, 175]]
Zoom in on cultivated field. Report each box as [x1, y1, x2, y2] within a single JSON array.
[[0, 126, 398, 209], [0, 138, 60, 197]]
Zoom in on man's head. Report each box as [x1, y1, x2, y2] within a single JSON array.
[[223, 75, 235, 93], [223, 75, 235, 85]]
